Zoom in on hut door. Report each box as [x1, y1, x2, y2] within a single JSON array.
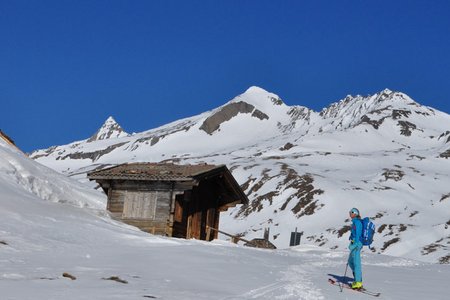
[[172, 193, 188, 238], [204, 207, 217, 241], [185, 189, 202, 240], [186, 185, 220, 241]]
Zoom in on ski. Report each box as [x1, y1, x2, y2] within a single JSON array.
[[328, 278, 381, 297]]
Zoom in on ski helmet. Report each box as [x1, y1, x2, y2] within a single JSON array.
[[349, 208, 360, 216]]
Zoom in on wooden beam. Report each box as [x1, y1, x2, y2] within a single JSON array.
[[218, 200, 241, 212], [206, 226, 257, 247]]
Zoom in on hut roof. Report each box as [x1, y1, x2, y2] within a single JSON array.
[[88, 163, 226, 181], [88, 162, 249, 207]]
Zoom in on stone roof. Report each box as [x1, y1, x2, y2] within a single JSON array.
[[87, 163, 226, 181]]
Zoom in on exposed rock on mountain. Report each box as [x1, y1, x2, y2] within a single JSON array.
[[200, 101, 268, 135]]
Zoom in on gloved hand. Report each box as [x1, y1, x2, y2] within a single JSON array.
[[348, 240, 362, 251]]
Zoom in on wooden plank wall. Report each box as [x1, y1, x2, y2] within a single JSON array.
[[122, 191, 157, 219], [107, 180, 173, 235]]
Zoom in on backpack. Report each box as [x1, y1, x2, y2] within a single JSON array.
[[360, 217, 375, 247]]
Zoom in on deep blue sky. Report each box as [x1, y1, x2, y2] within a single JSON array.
[[2, 0, 450, 152]]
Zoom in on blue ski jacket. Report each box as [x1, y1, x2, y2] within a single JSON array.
[[349, 217, 363, 250]]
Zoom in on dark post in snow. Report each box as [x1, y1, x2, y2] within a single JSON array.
[[264, 227, 270, 241], [290, 227, 303, 247]]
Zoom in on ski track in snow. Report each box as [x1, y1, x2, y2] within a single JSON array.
[[220, 265, 324, 300], [221, 281, 290, 300], [275, 265, 324, 300]]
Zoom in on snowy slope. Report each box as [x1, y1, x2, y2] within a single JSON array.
[[29, 87, 450, 264], [0, 137, 105, 209], [1, 137, 450, 299]]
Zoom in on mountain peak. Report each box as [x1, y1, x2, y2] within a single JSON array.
[[381, 88, 393, 94], [87, 116, 128, 142], [104, 116, 117, 124], [198, 87, 289, 135], [234, 86, 285, 108], [244, 86, 270, 94]]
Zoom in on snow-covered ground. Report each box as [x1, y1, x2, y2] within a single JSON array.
[[2, 126, 450, 299]]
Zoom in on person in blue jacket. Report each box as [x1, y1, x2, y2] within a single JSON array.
[[348, 207, 363, 289]]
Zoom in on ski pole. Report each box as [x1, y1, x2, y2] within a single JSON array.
[[340, 261, 349, 292]]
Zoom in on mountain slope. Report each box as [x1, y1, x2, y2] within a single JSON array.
[[29, 87, 450, 263], [1, 138, 450, 299]]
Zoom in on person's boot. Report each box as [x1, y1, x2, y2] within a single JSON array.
[[351, 281, 363, 289]]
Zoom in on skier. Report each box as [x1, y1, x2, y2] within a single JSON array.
[[348, 207, 363, 289]]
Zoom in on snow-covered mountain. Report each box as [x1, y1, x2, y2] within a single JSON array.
[[30, 86, 450, 264], [87, 116, 129, 142], [2, 137, 450, 299]]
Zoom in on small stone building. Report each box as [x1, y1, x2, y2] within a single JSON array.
[[87, 163, 248, 241]]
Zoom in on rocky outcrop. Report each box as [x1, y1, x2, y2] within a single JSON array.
[[397, 121, 417, 136], [58, 142, 127, 162], [439, 149, 450, 159], [200, 101, 268, 135]]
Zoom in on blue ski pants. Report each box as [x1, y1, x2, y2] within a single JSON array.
[[348, 247, 362, 282]]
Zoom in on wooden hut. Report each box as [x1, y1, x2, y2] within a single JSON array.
[[87, 163, 248, 241]]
